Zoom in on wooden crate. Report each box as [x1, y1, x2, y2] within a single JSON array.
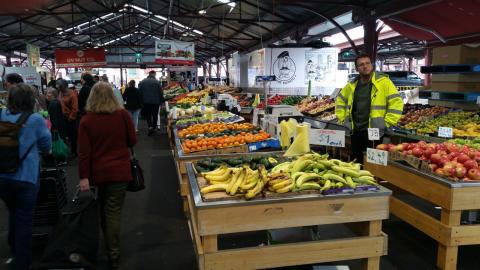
[[364, 161, 480, 270], [185, 163, 390, 270]]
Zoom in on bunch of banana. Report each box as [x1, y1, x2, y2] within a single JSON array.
[[292, 172, 322, 190], [200, 165, 267, 200], [266, 172, 294, 193]]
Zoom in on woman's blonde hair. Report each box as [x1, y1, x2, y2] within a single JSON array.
[[85, 82, 123, 113]]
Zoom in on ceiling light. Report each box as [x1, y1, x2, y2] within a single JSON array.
[[56, 27, 63, 31], [199, 10, 206, 15]]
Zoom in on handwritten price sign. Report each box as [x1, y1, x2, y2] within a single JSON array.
[[368, 128, 380, 141], [309, 129, 345, 147], [366, 148, 388, 166], [438, 127, 453, 138]]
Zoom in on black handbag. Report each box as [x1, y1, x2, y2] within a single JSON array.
[[127, 147, 145, 192]]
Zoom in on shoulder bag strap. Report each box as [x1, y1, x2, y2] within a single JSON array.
[[17, 112, 35, 162]]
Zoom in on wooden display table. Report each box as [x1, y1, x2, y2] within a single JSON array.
[[365, 161, 480, 270], [172, 128, 282, 215], [185, 163, 390, 270]]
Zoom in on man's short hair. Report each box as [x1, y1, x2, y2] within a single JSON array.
[[5, 73, 24, 84], [56, 78, 68, 89], [149, 70, 156, 76], [81, 72, 94, 84], [354, 53, 372, 69]]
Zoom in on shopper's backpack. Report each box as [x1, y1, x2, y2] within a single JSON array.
[[0, 108, 33, 173]]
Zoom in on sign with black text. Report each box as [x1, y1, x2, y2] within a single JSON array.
[[309, 129, 345, 147], [366, 148, 388, 166]]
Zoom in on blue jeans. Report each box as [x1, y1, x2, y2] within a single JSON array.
[[0, 179, 39, 270], [128, 109, 140, 131]]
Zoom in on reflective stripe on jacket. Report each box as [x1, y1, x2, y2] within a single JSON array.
[[335, 72, 404, 136]]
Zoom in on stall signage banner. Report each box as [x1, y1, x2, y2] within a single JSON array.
[[155, 40, 194, 65], [309, 129, 345, 147], [366, 148, 388, 166], [26, 43, 40, 67], [55, 48, 106, 68]]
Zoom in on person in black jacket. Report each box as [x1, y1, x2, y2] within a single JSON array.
[[78, 72, 95, 117], [46, 87, 67, 138], [138, 71, 162, 136], [122, 80, 143, 132]]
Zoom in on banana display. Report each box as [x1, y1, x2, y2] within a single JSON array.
[[198, 152, 379, 200]]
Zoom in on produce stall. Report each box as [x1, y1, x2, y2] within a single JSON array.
[[186, 162, 390, 270], [365, 160, 480, 270]]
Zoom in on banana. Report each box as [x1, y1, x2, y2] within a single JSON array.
[[291, 160, 316, 173], [331, 165, 361, 178], [272, 179, 293, 190], [353, 176, 378, 186], [246, 171, 259, 183], [271, 162, 290, 173], [226, 168, 242, 194], [276, 182, 294, 193], [230, 169, 246, 195], [205, 169, 232, 182], [322, 173, 348, 185], [358, 175, 376, 182], [268, 157, 278, 164], [345, 175, 356, 188], [200, 183, 228, 194], [241, 176, 258, 190], [268, 172, 289, 179], [358, 170, 374, 177], [201, 165, 228, 177], [291, 172, 307, 182], [335, 182, 344, 188], [320, 179, 332, 192], [245, 176, 264, 199], [296, 173, 321, 187], [317, 160, 334, 168], [353, 163, 362, 170], [268, 178, 288, 186], [298, 182, 321, 190]]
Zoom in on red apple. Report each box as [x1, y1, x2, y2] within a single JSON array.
[[424, 148, 435, 159], [448, 152, 459, 160], [443, 163, 456, 177], [438, 157, 450, 167], [430, 153, 442, 164], [463, 159, 478, 170], [457, 153, 471, 164], [412, 147, 423, 157], [429, 164, 438, 171], [437, 150, 448, 156], [435, 168, 446, 176], [468, 168, 480, 180]]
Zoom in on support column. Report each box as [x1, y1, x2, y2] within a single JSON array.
[[408, 57, 413, 72], [208, 62, 212, 78], [363, 20, 378, 63], [216, 62, 220, 78], [424, 48, 432, 87], [6, 52, 12, 66], [120, 65, 124, 87], [225, 57, 230, 86]]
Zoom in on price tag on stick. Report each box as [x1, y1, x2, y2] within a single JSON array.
[[366, 148, 388, 166], [438, 127, 453, 138], [368, 128, 380, 141]]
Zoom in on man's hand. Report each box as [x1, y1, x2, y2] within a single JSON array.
[[79, 178, 90, 191]]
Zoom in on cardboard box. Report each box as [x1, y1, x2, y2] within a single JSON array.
[[432, 74, 480, 83], [431, 81, 480, 92], [432, 45, 480, 65]]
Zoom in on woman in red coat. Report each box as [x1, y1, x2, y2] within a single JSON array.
[[78, 82, 137, 269]]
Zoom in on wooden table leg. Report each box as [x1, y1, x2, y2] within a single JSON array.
[[203, 235, 218, 253], [361, 220, 383, 270], [437, 210, 461, 270]]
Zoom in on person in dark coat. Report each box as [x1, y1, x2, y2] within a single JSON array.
[[122, 80, 143, 132], [138, 71, 163, 136], [78, 72, 95, 117], [46, 87, 67, 138]]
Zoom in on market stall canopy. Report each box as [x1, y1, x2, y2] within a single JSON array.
[[383, 0, 480, 46]]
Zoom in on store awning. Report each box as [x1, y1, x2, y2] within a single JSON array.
[[384, 0, 480, 45]]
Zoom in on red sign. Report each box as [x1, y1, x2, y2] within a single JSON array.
[[55, 48, 106, 68]]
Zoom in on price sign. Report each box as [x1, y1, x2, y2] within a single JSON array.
[[200, 105, 206, 113], [366, 148, 388, 166], [172, 107, 177, 120], [309, 129, 345, 147], [368, 128, 380, 141], [431, 92, 440, 100], [165, 101, 170, 112], [476, 96, 480, 105], [438, 127, 453, 138]]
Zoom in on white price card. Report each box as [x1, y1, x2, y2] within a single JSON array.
[[438, 127, 453, 138], [476, 96, 480, 105], [165, 101, 170, 112], [200, 105, 206, 113], [368, 128, 380, 141], [366, 148, 388, 166], [172, 107, 177, 120], [309, 129, 345, 147], [431, 92, 440, 100]]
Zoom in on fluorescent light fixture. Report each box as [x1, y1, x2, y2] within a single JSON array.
[[199, 10, 206, 14], [56, 27, 63, 30], [193, 30, 204, 35]]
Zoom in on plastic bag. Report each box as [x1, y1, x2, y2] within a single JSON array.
[[52, 131, 69, 160]]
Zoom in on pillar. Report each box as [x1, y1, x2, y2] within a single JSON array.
[[225, 57, 230, 86], [6, 52, 12, 66], [424, 48, 432, 87], [363, 20, 378, 63]]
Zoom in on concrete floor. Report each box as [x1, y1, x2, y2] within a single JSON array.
[[1, 121, 479, 270]]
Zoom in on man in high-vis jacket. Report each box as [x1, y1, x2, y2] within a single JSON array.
[[335, 54, 404, 163]]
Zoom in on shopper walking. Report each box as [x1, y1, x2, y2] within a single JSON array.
[[138, 70, 162, 136], [0, 83, 51, 270], [122, 80, 143, 132], [78, 72, 95, 117], [78, 82, 136, 270], [4, 73, 24, 90], [56, 79, 79, 156], [335, 53, 403, 163], [46, 87, 67, 138]]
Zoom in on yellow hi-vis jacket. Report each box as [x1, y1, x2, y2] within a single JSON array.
[[335, 72, 404, 136]]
